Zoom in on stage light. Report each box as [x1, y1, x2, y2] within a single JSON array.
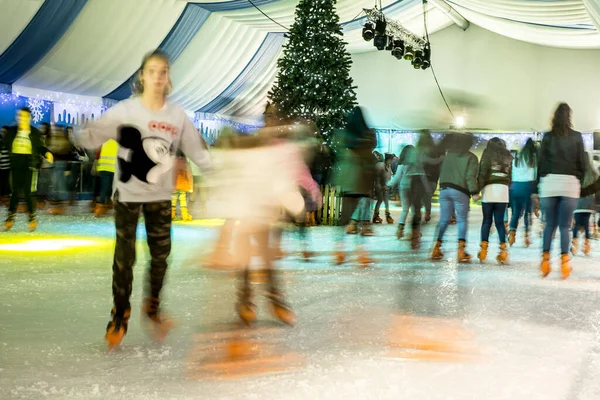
[[375, 18, 387, 35], [455, 116, 465, 128], [374, 35, 388, 51], [404, 46, 414, 61], [362, 22, 375, 41], [385, 36, 394, 51], [391, 39, 405, 60], [412, 50, 423, 69], [421, 44, 431, 70]]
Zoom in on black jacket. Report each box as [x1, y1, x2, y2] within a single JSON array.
[[2, 126, 49, 170], [538, 129, 585, 182], [477, 146, 512, 191]]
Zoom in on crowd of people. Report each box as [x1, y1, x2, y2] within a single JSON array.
[[0, 49, 596, 351]]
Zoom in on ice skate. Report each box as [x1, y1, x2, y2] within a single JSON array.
[[142, 298, 174, 344], [457, 240, 472, 264], [372, 213, 383, 224], [524, 231, 531, 248], [360, 222, 375, 236], [358, 250, 374, 267], [3, 212, 15, 231], [410, 226, 421, 250], [540, 252, 551, 278], [583, 239, 591, 256], [396, 224, 405, 239], [386, 212, 394, 224], [236, 287, 256, 326], [105, 307, 131, 350], [561, 254, 572, 280], [345, 220, 358, 235], [181, 210, 193, 222], [334, 250, 346, 265], [478, 241, 488, 262], [570, 238, 579, 255], [27, 215, 37, 232], [508, 230, 516, 246], [430, 240, 443, 261], [266, 291, 295, 327], [424, 211, 431, 224], [496, 243, 509, 265]]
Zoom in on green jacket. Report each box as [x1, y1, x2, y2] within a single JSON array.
[[331, 129, 376, 196], [2, 126, 49, 170], [439, 151, 479, 195]]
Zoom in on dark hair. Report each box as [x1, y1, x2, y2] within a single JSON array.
[[416, 130, 434, 152], [345, 106, 369, 137], [515, 138, 537, 168], [131, 50, 171, 96], [551, 103, 572, 137], [1, 125, 8, 130], [20, 107, 31, 114], [398, 145, 415, 165], [483, 137, 512, 164]]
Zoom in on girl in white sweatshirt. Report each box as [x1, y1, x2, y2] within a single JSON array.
[[76, 51, 210, 350]]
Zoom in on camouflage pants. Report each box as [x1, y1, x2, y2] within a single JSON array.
[[112, 193, 172, 312]]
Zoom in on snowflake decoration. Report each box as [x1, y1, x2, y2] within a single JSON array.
[[27, 97, 44, 123]]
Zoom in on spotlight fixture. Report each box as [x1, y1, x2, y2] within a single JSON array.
[[404, 46, 414, 61], [385, 36, 394, 51], [373, 34, 388, 51], [413, 50, 423, 65], [391, 39, 405, 60], [375, 18, 387, 35], [421, 44, 431, 69], [362, 22, 375, 41], [412, 58, 422, 69]]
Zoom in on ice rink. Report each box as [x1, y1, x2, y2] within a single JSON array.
[[1, 206, 600, 400]]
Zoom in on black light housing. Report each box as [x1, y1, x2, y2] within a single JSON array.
[[375, 18, 387, 35], [413, 50, 423, 65], [404, 45, 414, 61], [362, 22, 375, 41], [385, 36, 394, 51], [373, 34, 388, 51], [421, 44, 431, 69], [391, 39, 405, 60]]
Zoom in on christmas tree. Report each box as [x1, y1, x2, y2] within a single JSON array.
[[268, 0, 357, 140]]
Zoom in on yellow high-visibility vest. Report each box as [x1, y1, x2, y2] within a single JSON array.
[[97, 139, 118, 173]]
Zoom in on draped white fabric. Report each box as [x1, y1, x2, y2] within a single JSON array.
[[16, 0, 187, 95], [169, 13, 270, 111], [0, 0, 44, 55]]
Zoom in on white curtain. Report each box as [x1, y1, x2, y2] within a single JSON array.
[[0, 0, 43, 55], [15, 0, 187, 96]]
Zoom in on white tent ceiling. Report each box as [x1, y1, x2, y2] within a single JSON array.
[[1, 0, 600, 124]]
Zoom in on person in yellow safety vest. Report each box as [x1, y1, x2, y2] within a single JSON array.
[[94, 139, 118, 217]]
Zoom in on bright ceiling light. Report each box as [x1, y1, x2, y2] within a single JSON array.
[[455, 116, 466, 128]]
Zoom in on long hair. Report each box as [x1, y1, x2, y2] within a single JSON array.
[[398, 145, 415, 165], [551, 103, 572, 137], [416, 130, 434, 153], [483, 137, 512, 164], [131, 50, 172, 97], [515, 138, 537, 168]]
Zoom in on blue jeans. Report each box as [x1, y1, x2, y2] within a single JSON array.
[[351, 197, 372, 222], [437, 188, 470, 241], [573, 212, 592, 240], [509, 181, 534, 231], [541, 196, 578, 254], [52, 161, 69, 202], [481, 203, 508, 243], [98, 171, 114, 204]]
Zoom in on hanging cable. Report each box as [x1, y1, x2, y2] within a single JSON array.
[[422, 0, 455, 119], [247, 0, 289, 31]]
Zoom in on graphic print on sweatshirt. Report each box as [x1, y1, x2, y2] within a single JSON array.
[[117, 126, 175, 185]]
